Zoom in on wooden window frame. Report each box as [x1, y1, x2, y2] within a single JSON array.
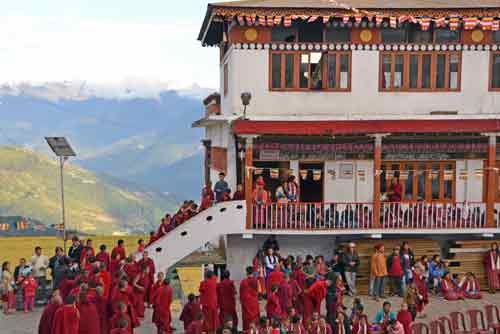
[[489, 52, 500, 92], [269, 51, 352, 92], [379, 51, 461, 92], [381, 161, 456, 203]]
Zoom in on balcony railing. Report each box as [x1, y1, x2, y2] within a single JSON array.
[[251, 201, 487, 231]]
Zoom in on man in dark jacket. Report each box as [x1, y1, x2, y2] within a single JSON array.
[[68, 236, 83, 265], [400, 241, 415, 294], [342, 242, 360, 296]]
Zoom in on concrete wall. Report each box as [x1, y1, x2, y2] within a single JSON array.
[[222, 49, 499, 118], [206, 123, 237, 192], [324, 160, 373, 202]]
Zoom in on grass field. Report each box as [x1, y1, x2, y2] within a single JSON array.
[[0, 235, 146, 269]]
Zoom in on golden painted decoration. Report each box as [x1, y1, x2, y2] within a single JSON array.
[[244, 28, 258, 42], [360, 29, 373, 43], [471, 29, 484, 43]]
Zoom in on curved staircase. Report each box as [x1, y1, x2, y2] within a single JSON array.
[[146, 200, 246, 273]]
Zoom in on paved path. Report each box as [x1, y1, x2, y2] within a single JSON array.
[[1, 294, 499, 334]]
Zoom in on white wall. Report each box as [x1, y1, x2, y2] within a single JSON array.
[[324, 160, 373, 202], [455, 159, 484, 202], [223, 49, 499, 118]]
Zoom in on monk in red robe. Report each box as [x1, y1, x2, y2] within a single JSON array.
[[412, 268, 428, 315], [217, 270, 238, 329], [96, 245, 110, 271], [266, 284, 283, 320], [110, 240, 126, 275], [187, 313, 204, 334], [95, 286, 110, 334], [483, 243, 500, 293], [137, 251, 155, 304], [110, 317, 131, 334], [132, 265, 150, 318], [240, 266, 260, 331], [180, 293, 202, 330], [153, 278, 173, 334], [460, 272, 482, 299], [110, 302, 133, 334], [95, 263, 112, 300], [52, 295, 80, 334], [441, 273, 464, 301], [307, 279, 331, 314], [38, 290, 63, 334], [111, 280, 140, 330], [123, 257, 139, 283], [199, 270, 219, 334], [278, 274, 293, 313], [397, 304, 413, 334], [267, 265, 284, 296], [200, 181, 215, 211], [76, 290, 101, 334]]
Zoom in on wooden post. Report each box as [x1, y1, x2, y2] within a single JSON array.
[[202, 139, 211, 185], [486, 134, 497, 228], [372, 134, 384, 228], [244, 136, 254, 229]]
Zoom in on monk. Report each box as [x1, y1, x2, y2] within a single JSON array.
[[187, 313, 204, 334], [137, 251, 155, 304], [76, 290, 101, 334], [460, 272, 482, 299], [278, 274, 293, 313], [111, 280, 140, 330], [307, 279, 331, 314], [110, 302, 133, 334], [240, 267, 260, 331], [110, 240, 126, 275], [132, 265, 150, 318], [95, 263, 112, 299], [483, 242, 500, 293], [303, 279, 315, 325], [441, 273, 464, 301], [180, 293, 202, 331], [95, 286, 110, 334], [199, 270, 219, 334], [150, 272, 165, 305], [110, 318, 131, 334], [266, 284, 283, 320], [397, 304, 413, 334], [267, 264, 285, 296], [123, 257, 139, 283], [153, 278, 173, 334], [38, 290, 63, 334], [96, 245, 111, 271], [200, 181, 215, 211], [217, 270, 238, 329], [52, 295, 80, 334], [412, 268, 428, 316]]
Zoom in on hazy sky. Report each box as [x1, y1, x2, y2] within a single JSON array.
[[0, 0, 220, 88]]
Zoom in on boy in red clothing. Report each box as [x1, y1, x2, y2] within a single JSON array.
[[110, 317, 131, 334], [22, 271, 38, 312], [396, 303, 413, 334], [266, 284, 283, 320]]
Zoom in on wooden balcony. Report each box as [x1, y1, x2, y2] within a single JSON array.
[[250, 201, 491, 231]]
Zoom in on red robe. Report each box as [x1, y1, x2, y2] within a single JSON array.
[[124, 263, 139, 283], [38, 302, 60, 334], [217, 278, 238, 327], [311, 324, 333, 334], [110, 310, 132, 334], [484, 250, 500, 290], [240, 277, 260, 330], [186, 319, 204, 334], [200, 187, 214, 211], [153, 284, 173, 333], [96, 251, 110, 270], [110, 246, 126, 274], [461, 279, 482, 299], [302, 292, 314, 325], [307, 280, 327, 314], [290, 278, 303, 313], [96, 270, 112, 299], [52, 304, 80, 334], [441, 279, 464, 301], [412, 273, 429, 313], [278, 280, 293, 312], [132, 273, 150, 318], [110, 329, 130, 334], [396, 310, 413, 334], [267, 270, 284, 295], [137, 257, 155, 302], [112, 290, 140, 329], [77, 300, 101, 334], [180, 301, 202, 330], [95, 295, 110, 334], [266, 291, 282, 320], [199, 277, 219, 333]]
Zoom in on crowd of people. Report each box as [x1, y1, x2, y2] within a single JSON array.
[[1, 236, 499, 334]]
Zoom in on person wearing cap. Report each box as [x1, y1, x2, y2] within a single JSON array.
[[342, 242, 360, 296], [371, 244, 388, 301], [214, 172, 230, 202]]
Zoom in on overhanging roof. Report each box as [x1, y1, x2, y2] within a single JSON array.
[[232, 119, 500, 136]]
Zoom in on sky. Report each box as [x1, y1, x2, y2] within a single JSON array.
[[0, 0, 220, 89]]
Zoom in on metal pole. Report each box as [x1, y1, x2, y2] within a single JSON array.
[[59, 156, 67, 254]]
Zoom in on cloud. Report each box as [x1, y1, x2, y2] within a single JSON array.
[[0, 15, 219, 88]]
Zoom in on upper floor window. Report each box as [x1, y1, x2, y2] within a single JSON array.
[[270, 51, 351, 91], [434, 28, 460, 43], [491, 52, 500, 91], [381, 28, 406, 43], [493, 31, 500, 43], [298, 21, 323, 42], [271, 27, 297, 42], [325, 27, 351, 42], [380, 52, 461, 92]]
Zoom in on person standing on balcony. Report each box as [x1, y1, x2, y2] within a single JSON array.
[[371, 244, 388, 301], [387, 176, 402, 202], [200, 181, 215, 211], [214, 172, 229, 203], [232, 184, 245, 200], [343, 243, 360, 297], [286, 176, 299, 202], [484, 242, 500, 294]]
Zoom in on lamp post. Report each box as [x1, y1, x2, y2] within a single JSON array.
[[240, 92, 252, 119], [45, 137, 76, 254]]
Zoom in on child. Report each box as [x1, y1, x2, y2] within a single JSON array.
[[353, 314, 371, 334], [460, 272, 482, 299], [186, 312, 204, 334], [441, 272, 464, 301], [403, 283, 418, 320], [412, 267, 429, 318], [1, 261, 15, 314], [180, 293, 202, 331], [386, 320, 405, 334], [396, 304, 413, 334], [291, 315, 306, 334], [266, 285, 283, 320], [313, 316, 333, 334], [22, 271, 38, 312], [428, 255, 444, 294], [246, 321, 259, 334], [373, 301, 396, 333]]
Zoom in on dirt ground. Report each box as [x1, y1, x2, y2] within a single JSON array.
[[1, 293, 499, 334]]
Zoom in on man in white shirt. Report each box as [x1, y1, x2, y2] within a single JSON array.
[[30, 246, 49, 304], [264, 247, 278, 278]]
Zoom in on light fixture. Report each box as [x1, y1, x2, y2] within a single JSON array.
[[482, 233, 494, 238], [370, 233, 382, 239], [241, 92, 252, 119]]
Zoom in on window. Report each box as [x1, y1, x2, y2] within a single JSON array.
[[407, 25, 433, 43], [270, 51, 351, 91], [381, 28, 406, 43], [381, 161, 455, 202], [298, 21, 323, 42], [491, 52, 500, 91], [271, 27, 297, 42], [494, 31, 500, 43], [325, 27, 351, 42], [434, 29, 460, 43], [380, 52, 461, 91]]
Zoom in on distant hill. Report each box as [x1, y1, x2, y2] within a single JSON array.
[[0, 146, 178, 234]]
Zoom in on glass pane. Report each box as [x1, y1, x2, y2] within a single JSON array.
[[435, 29, 460, 43], [340, 55, 349, 89], [494, 31, 500, 43], [298, 21, 323, 42], [271, 27, 296, 42], [431, 164, 440, 200], [422, 55, 431, 88], [448, 54, 459, 89], [285, 54, 295, 88], [409, 55, 419, 88], [381, 29, 406, 43], [492, 54, 500, 89], [408, 26, 432, 43], [380, 165, 387, 194], [327, 54, 337, 88], [382, 55, 392, 89], [394, 55, 404, 88], [271, 54, 282, 88], [404, 164, 414, 200], [325, 28, 351, 42], [300, 54, 309, 88], [436, 54, 446, 89], [310, 53, 323, 89], [443, 164, 453, 200], [417, 164, 426, 200]]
